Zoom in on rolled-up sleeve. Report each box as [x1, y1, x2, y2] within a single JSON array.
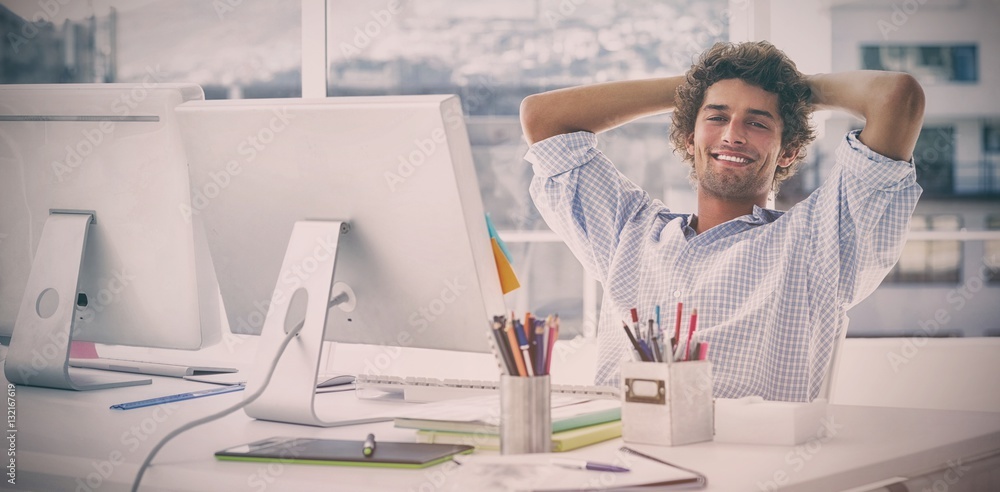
[[526, 131, 653, 284], [804, 130, 922, 307]]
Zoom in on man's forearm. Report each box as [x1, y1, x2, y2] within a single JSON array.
[[808, 71, 925, 161], [520, 76, 684, 145]]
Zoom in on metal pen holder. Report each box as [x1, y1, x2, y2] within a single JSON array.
[[500, 375, 552, 454], [621, 360, 714, 446]]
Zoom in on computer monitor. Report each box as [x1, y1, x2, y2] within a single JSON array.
[[0, 84, 221, 390], [175, 95, 506, 426]]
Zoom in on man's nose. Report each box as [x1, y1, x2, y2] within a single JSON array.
[[722, 121, 747, 145]]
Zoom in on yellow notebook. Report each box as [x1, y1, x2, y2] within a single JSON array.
[[414, 420, 622, 452]]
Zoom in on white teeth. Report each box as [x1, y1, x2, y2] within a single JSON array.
[[716, 154, 750, 164]]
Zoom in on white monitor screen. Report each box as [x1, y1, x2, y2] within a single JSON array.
[[176, 95, 505, 353]]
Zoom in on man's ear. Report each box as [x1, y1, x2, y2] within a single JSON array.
[[686, 133, 695, 156], [776, 146, 798, 169]]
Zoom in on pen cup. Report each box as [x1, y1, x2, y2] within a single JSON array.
[[621, 360, 714, 446], [500, 375, 551, 455]]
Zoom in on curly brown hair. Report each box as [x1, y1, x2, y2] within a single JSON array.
[[669, 41, 816, 191]]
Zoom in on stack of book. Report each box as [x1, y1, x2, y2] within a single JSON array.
[[394, 395, 622, 452]]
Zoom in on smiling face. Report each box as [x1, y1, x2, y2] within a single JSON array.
[[686, 78, 797, 202]]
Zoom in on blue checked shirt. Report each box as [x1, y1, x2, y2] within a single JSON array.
[[527, 130, 921, 401]]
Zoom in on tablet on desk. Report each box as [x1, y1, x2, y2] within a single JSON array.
[[215, 437, 473, 469]]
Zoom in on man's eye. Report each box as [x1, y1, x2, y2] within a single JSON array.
[[750, 121, 767, 129], [707, 116, 725, 121]]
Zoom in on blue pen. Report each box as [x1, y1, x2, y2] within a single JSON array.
[[637, 339, 656, 363], [513, 319, 534, 376], [110, 383, 245, 410], [534, 319, 546, 376]]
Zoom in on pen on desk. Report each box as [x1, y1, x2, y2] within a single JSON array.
[[505, 319, 527, 376], [534, 320, 546, 376], [524, 312, 537, 372], [684, 309, 698, 362], [363, 433, 376, 457], [549, 458, 630, 473], [673, 302, 683, 353], [544, 315, 558, 375], [649, 319, 663, 363], [513, 317, 535, 376], [492, 316, 516, 375], [109, 383, 245, 410], [630, 308, 641, 342], [622, 321, 649, 362]]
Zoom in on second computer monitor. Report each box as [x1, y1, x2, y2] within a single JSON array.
[[176, 95, 505, 353]]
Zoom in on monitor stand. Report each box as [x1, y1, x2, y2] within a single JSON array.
[[3, 211, 152, 390], [243, 220, 390, 427]]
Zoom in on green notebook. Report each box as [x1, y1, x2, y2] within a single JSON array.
[[415, 419, 623, 452], [215, 437, 473, 469], [395, 398, 621, 434]]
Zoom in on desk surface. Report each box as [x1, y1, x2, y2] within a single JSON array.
[[7, 368, 1000, 492]]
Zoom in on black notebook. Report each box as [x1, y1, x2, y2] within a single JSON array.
[[215, 437, 473, 469]]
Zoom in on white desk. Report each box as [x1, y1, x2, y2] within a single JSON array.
[[6, 366, 1000, 492]]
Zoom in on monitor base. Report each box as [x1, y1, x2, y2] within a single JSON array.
[[4, 212, 151, 390], [243, 220, 386, 427]]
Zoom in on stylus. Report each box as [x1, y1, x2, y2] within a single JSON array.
[[363, 433, 376, 457]]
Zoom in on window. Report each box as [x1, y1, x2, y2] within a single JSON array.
[[861, 44, 978, 83], [885, 215, 962, 284], [912, 126, 955, 196], [326, 0, 729, 336], [987, 215, 1000, 284], [0, 2, 301, 98], [984, 124, 1000, 153]]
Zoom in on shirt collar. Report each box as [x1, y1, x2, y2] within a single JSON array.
[[737, 205, 784, 225]]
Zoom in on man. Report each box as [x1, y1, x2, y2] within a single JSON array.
[[520, 41, 924, 401]]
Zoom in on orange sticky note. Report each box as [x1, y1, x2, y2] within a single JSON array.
[[491, 237, 520, 294]]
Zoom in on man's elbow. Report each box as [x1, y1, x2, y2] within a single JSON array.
[[519, 94, 547, 146], [882, 72, 925, 122]]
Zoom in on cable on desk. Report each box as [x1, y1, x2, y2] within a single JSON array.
[[130, 322, 304, 492]]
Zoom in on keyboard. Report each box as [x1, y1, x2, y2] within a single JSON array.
[[354, 374, 620, 403]]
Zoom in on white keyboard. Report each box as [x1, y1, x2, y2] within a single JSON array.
[[354, 374, 620, 402]]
